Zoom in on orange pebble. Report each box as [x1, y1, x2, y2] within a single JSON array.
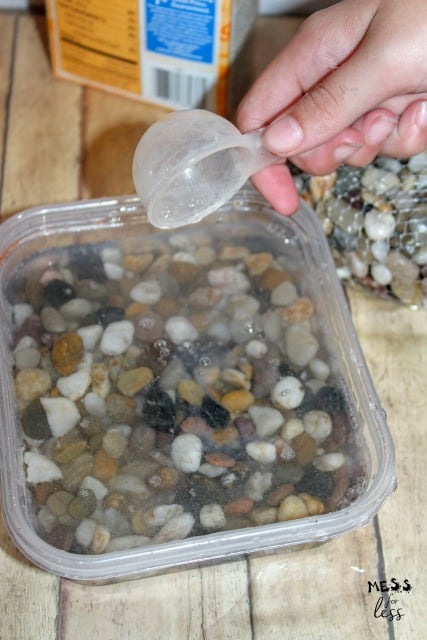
[[204, 452, 236, 468], [93, 448, 119, 482]]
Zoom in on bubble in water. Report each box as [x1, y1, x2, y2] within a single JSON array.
[[199, 356, 211, 367], [140, 317, 155, 329]]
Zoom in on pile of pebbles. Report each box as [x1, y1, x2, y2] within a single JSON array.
[[293, 151, 427, 308], [10, 223, 365, 555]]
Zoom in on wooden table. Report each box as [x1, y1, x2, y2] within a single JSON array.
[[0, 10, 426, 639]]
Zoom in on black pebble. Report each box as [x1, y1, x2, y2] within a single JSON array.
[[21, 399, 52, 440], [68, 246, 106, 283], [296, 464, 335, 500], [43, 279, 76, 308], [141, 382, 176, 433], [315, 385, 346, 413], [94, 305, 126, 328], [198, 395, 230, 429]]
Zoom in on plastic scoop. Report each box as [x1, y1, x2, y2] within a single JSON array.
[[132, 109, 283, 229]]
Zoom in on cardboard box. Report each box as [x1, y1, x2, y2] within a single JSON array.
[[46, 0, 256, 117]]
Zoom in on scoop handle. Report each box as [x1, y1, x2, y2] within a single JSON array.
[[243, 128, 285, 175]]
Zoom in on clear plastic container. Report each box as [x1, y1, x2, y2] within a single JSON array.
[[0, 189, 396, 583]]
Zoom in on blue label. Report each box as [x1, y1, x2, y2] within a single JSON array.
[[145, 0, 217, 64]]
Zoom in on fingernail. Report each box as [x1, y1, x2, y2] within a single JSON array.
[[333, 143, 362, 163], [365, 115, 396, 146], [415, 101, 427, 128], [264, 116, 304, 154]]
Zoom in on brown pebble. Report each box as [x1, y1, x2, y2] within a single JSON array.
[[168, 261, 199, 285], [292, 432, 317, 467], [220, 389, 254, 413], [122, 253, 153, 273], [180, 416, 213, 439], [117, 366, 154, 396], [326, 464, 350, 511], [266, 483, 295, 507], [204, 452, 236, 468], [210, 425, 240, 449], [153, 296, 180, 318], [31, 480, 62, 506], [51, 332, 84, 376], [93, 448, 119, 482], [147, 466, 180, 490], [61, 452, 94, 493], [105, 393, 137, 425], [125, 302, 150, 318], [224, 496, 254, 516], [188, 287, 222, 309], [280, 297, 314, 324], [244, 252, 274, 276], [44, 524, 74, 551], [177, 379, 205, 405], [259, 267, 291, 290], [52, 436, 87, 464]]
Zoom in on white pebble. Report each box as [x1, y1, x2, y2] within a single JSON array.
[[100, 320, 135, 355], [248, 405, 284, 437], [199, 463, 226, 478], [245, 339, 268, 359], [303, 410, 333, 443], [14, 346, 41, 370], [103, 262, 125, 280], [130, 280, 162, 304], [364, 211, 396, 241], [154, 513, 195, 543], [144, 504, 184, 528], [57, 370, 91, 401], [77, 324, 103, 351], [172, 251, 197, 264], [24, 451, 62, 483], [370, 239, 390, 262], [228, 294, 260, 321], [371, 263, 392, 286], [272, 376, 305, 410], [271, 280, 298, 306], [101, 246, 122, 264], [60, 298, 92, 320], [38, 507, 56, 532], [106, 535, 150, 552], [281, 417, 304, 441], [246, 441, 277, 464], [348, 251, 368, 278], [245, 471, 272, 502], [171, 433, 202, 472], [75, 518, 97, 547], [305, 378, 325, 395], [165, 316, 198, 345], [91, 524, 111, 553], [313, 452, 346, 472], [413, 246, 427, 266], [408, 150, 427, 172], [285, 325, 319, 367], [83, 391, 107, 417], [199, 504, 226, 530], [206, 320, 232, 343], [262, 309, 282, 342], [13, 303, 33, 328], [80, 476, 108, 500], [109, 474, 150, 498], [40, 397, 80, 437], [309, 358, 330, 381], [207, 266, 250, 294]]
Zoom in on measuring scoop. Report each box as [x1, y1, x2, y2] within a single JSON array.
[[132, 109, 283, 229]]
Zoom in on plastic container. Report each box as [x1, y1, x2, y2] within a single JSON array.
[[0, 189, 396, 583]]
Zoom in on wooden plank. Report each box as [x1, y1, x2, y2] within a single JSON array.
[[59, 561, 251, 640], [349, 288, 427, 638], [249, 525, 389, 639], [79, 87, 169, 200], [0, 11, 59, 640], [0, 12, 16, 219], [0, 13, 81, 217]]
